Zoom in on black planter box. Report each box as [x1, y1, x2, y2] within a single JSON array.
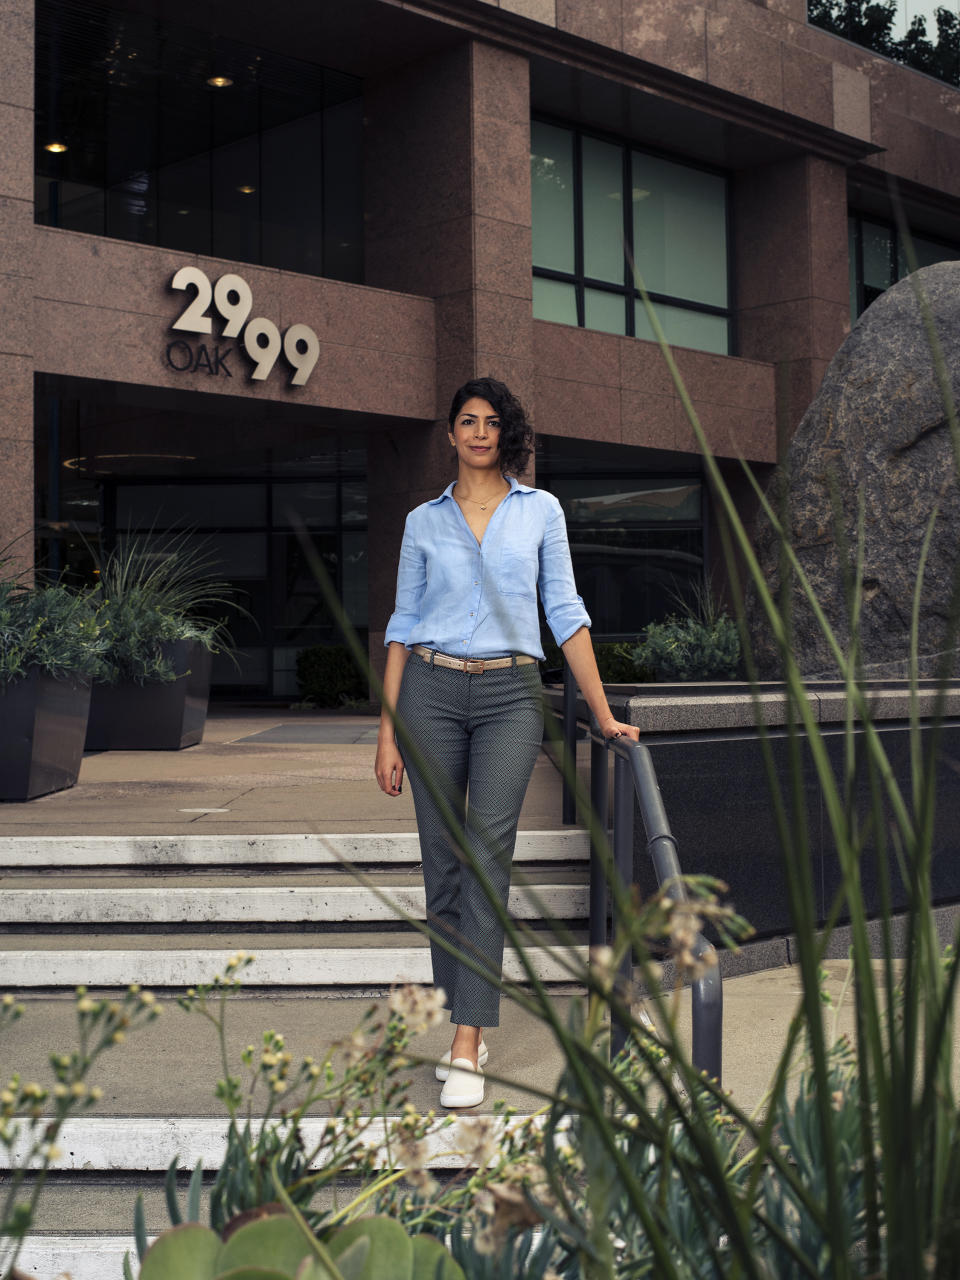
[[547, 681, 960, 940], [85, 639, 213, 751], [0, 669, 92, 801]]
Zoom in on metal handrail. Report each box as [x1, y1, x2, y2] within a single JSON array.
[[558, 668, 722, 1082]]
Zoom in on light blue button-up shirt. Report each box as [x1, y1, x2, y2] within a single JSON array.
[[384, 476, 591, 661]]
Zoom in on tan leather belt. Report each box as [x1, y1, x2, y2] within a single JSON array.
[[412, 645, 537, 674]]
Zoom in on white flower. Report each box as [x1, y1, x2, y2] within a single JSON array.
[[388, 984, 447, 1033], [457, 1115, 498, 1167]]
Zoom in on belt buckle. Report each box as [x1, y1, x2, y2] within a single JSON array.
[[464, 658, 485, 674]]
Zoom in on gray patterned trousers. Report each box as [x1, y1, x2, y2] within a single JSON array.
[[396, 652, 544, 1027]]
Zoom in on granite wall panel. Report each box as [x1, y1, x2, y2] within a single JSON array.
[[0, 434, 34, 573], [622, 0, 708, 81], [0, 0, 33, 112], [557, 0, 621, 48]]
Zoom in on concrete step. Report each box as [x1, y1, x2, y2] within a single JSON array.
[[0, 871, 588, 925], [1, 992, 573, 1278], [0, 830, 592, 868], [2, 1115, 514, 1173], [0, 929, 589, 987]]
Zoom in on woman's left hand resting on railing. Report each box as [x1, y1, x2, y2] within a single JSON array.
[[561, 626, 641, 742]]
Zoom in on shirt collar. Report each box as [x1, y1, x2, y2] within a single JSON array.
[[429, 475, 534, 505]]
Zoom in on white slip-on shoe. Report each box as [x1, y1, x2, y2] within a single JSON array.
[[439, 1058, 484, 1109], [435, 1040, 488, 1081]]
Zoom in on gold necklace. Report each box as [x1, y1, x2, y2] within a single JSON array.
[[455, 485, 507, 513]]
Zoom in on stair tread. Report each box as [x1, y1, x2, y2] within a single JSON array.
[[0, 867, 589, 889], [0, 929, 588, 950]]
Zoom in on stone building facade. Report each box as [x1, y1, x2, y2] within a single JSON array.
[[2, 0, 958, 694]]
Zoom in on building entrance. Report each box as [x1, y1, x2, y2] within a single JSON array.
[[35, 375, 371, 698]]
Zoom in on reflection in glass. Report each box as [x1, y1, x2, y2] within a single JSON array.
[[537, 436, 704, 638], [554, 478, 702, 524], [897, 233, 960, 277], [273, 483, 336, 528], [533, 276, 578, 326], [862, 220, 894, 297], [341, 481, 368, 526], [634, 299, 728, 356], [584, 288, 627, 335], [632, 153, 727, 308], [531, 121, 575, 274], [849, 212, 960, 320], [582, 136, 624, 284], [342, 532, 369, 627], [570, 529, 703, 635], [116, 484, 267, 529]]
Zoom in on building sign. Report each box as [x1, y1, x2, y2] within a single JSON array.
[[166, 266, 319, 387]]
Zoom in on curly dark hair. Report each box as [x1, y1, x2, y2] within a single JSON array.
[[447, 377, 534, 477]]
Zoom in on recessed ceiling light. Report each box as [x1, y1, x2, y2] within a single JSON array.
[[62, 453, 197, 470], [177, 208, 190, 215], [237, 184, 256, 194], [206, 74, 233, 88], [44, 141, 68, 153]]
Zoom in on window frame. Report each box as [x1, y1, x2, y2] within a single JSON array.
[[531, 114, 735, 354]]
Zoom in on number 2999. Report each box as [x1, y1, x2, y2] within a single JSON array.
[[169, 266, 319, 387]]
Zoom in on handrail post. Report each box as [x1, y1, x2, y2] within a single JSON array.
[[611, 752, 634, 1058], [561, 661, 577, 826], [589, 724, 609, 949]]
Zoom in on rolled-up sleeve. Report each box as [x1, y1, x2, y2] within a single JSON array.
[[384, 516, 426, 647], [538, 499, 591, 646]]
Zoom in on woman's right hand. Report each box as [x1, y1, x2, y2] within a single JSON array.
[[375, 737, 405, 797]]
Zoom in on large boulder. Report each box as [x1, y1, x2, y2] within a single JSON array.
[[746, 261, 960, 679]]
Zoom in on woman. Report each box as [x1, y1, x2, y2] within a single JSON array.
[[375, 377, 639, 1108]]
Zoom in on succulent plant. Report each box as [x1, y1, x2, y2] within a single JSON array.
[[132, 1213, 465, 1280]]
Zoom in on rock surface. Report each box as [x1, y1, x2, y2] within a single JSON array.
[[746, 262, 960, 679]]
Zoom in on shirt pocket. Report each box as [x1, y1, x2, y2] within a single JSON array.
[[499, 545, 538, 600]]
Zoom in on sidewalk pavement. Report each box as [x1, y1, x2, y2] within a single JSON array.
[[0, 706, 566, 837]]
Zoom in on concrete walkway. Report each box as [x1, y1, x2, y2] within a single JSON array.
[[0, 707, 568, 837]]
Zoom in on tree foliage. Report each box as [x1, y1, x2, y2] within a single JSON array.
[[808, 0, 960, 85]]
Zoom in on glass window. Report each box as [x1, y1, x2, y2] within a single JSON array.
[[632, 154, 727, 308], [341, 481, 368, 526], [849, 212, 960, 320], [898, 233, 960, 276], [582, 136, 624, 284], [533, 277, 578, 326], [584, 288, 627, 335], [634, 299, 729, 356], [117, 484, 267, 529], [862, 221, 894, 297], [532, 120, 731, 356], [342, 532, 369, 627], [553, 476, 702, 524], [537, 437, 704, 639], [273, 483, 337, 528], [35, 0, 363, 283], [531, 121, 575, 274]]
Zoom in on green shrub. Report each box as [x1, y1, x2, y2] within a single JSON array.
[[630, 612, 742, 681], [90, 532, 241, 686], [541, 639, 649, 683], [296, 644, 368, 707], [0, 580, 107, 684]]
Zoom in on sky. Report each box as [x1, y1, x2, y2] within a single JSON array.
[[891, 0, 960, 37]]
